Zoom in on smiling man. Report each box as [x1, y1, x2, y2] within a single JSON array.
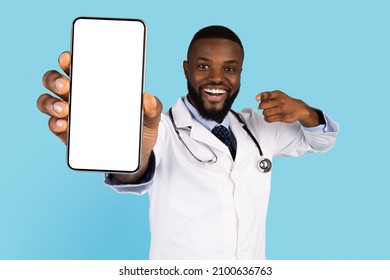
[[38, 25, 339, 259]]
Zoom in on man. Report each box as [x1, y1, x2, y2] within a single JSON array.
[[38, 25, 339, 259]]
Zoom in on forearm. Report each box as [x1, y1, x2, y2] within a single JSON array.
[[112, 151, 153, 184]]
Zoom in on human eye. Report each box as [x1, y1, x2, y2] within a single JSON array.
[[224, 67, 236, 73], [198, 64, 209, 70]]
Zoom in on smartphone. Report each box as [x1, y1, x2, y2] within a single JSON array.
[[67, 17, 146, 173]]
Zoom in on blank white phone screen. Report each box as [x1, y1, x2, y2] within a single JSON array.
[[68, 17, 146, 172]]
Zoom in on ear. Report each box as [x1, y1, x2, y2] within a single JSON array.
[[183, 60, 189, 79]]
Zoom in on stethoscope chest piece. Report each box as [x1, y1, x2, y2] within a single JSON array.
[[258, 158, 272, 173]]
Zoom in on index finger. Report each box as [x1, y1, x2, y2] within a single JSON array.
[[256, 90, 282, 101]]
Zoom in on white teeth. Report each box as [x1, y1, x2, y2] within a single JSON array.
[[204, 88, 226, 95]]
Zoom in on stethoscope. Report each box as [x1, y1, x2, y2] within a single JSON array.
[[168, 108, 272, 173]]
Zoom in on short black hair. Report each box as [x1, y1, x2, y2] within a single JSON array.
[[187, 25, 244, 59]]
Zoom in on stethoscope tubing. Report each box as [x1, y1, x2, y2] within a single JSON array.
[[168, 107, 272, 173], [229, 110, 272, 173]]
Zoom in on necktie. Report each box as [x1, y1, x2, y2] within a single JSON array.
[[211, 125, 236, 159]]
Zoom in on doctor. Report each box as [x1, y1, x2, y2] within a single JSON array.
[[38, 25, 339, 259]]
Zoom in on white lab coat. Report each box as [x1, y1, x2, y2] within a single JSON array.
[[108, 97, 339, 260]]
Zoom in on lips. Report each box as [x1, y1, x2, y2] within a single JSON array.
[[203, 88, 227, 96], [200, 86, 230, 105]]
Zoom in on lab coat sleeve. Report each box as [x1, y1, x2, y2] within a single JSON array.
[[104, 152, 156, 195], [272, 112, 339, 157], [241, 108, 339, 158]]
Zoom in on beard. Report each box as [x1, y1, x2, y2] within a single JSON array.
[[187, 81, 239, 123]]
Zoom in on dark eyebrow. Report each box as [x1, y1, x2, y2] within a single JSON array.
[[225, 59, 240, 64], [197, 57, 211, 62], [197, 57, 239, 64]]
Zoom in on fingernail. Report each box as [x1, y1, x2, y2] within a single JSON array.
[[53, 102, 65, 113], [145, 93, 157, 108], [55, 78, 65, 90], [56, 119, 64, 127], [151, 96, 157, 109]]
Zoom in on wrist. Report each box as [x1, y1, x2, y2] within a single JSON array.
[[299, 104, 324, 127], [112, 152, 153, 183]]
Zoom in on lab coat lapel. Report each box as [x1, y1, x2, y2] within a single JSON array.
[[171, 98, 232, 157]]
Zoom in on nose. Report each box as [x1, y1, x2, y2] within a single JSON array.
[[208, 68, 224, 83]]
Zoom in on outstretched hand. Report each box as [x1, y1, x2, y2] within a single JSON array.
[[256, 90, 322, 127], [38, 51, 163, 146], [37, 51, 163, 181]]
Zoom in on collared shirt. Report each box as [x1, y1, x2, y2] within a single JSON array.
[[183, 95, 237, 148]]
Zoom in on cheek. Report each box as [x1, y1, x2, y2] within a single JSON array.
[[230, 76, 241, 89], [188, 72, 206, 86]]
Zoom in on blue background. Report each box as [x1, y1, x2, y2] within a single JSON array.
[[1, 0, 389, 259]]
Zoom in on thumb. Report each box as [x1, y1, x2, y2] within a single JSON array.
[[143, 92, 163, 129]]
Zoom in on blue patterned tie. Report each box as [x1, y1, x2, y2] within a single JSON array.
[[211, 125, 236, 159]]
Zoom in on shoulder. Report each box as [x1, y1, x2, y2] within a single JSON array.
[[236, 108, 298, 136], [237, 108, 266, 127], [239, 108, 262, 119]]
